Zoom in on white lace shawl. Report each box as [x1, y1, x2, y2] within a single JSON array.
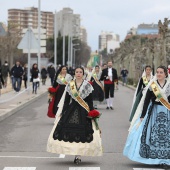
[[56, 73, 72, 84], [66, 79, 94, 100]]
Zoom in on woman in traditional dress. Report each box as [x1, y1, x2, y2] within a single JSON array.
[[129, 65, 153, 122], [47, 67, 102, 164], [124, 66, 170, 167], [47, 65, 72, 118], [90, 65, 104, 109]]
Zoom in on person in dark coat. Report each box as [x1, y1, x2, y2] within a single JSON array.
[[48, 65, 55, 86], [1, 61, 10, 87], [0, 68, 4, 95], [41, 67, 48, 85], [23, 64, 28, 89], [31, 63, 39, 94], [10, 61, 24, 92], [100, 61, 118, 110]]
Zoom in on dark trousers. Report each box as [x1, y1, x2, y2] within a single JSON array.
[[50, 77, 54, 86], [13, 77, 21, 92], [104, 84, 114, 99], [32, 82, 38, 92]]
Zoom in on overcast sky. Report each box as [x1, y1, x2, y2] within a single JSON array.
[[1, 0, 170, 51]]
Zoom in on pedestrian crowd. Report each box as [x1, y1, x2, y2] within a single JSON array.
[[0, 61, 68, 95]]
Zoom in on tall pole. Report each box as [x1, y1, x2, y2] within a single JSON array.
[[62, 24, 65, 65], [54, 11, 57, 70], [38, 0, 41, 73], [73, 48, 76, 67], [68, 35, 70, 67], [70, 36, 73, 67], [27, 27, 31, 92]]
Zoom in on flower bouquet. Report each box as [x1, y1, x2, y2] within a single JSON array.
[[48, 87, 57, 103], [87, 110, 102, 130]]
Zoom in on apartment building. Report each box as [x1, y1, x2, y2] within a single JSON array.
[[80, 26, 87, 43], [55, 8, 80, 37], [8, 7, 54, 38]]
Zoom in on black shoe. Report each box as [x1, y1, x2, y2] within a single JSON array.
[[110, 107, 114, 110], [74, 157, 81, 165], [106, 107, 109, 109]]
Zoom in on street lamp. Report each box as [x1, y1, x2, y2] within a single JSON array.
[[71, 42, 79, 66], [62, 18, 65, 65], [73, 48, 80, 67], [54, 10, 57, 70], [38, 0, 41, 73]]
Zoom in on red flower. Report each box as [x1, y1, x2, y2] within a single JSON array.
[[88, 81, 93, 85], [87, 110, 100, 118], [87, 110, 101, 130], [48, 87, 56, 93]]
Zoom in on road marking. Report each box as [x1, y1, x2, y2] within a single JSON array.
[[3, 168, 36, 170], [69, 168, 100, 170], [133, 168, 165, 170], [59, 154, 65, 158], [0, 154, 65, 159]]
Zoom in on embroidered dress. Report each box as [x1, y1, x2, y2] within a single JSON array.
[[91, 72, 104, 102], [124, 80, 170, 165], [129, 72, 153, 122], [47, 80, 102, 156], [47, 73, 72, 118]]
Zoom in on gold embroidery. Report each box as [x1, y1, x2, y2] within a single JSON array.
[[58, 74, 68, 85], [153, 86, 157, 92], [142, 76, 149, 86], [151, 81, 170, 110]]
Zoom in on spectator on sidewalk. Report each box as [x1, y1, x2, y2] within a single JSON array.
[[0, 68, 4, 95], [10, 61, 24, 92], [48, 65, 55, 86], [23, 64, 28, 89], [1, 61, 10, 87], [68, 66, 75, 76], [41, 67, 47, 85], [121, 67, 128, 86], [31, 63, 39, 94], [10, 64, 15, 89]]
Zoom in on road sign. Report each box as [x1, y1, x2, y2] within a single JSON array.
[[17, 29, 38, 50]]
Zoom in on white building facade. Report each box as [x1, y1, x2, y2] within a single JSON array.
[[99, 31, 120, 52], [56, 8, 81, 37]]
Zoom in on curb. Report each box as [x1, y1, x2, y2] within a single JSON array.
[[0, 91, 47, 122], [119, 81, 136, 91], [126, 85, 136, 91]]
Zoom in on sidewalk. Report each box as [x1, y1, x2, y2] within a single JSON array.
[[0, 79, 51, 122]]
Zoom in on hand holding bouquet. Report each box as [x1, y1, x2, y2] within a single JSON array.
[[87, 110, 102, 130]]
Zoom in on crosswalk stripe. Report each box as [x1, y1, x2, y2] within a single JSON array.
[[0, 155, 64, 159], [133, 168, 165, 170], [69, 168, 100, 170], [3, 168, 36, 170]]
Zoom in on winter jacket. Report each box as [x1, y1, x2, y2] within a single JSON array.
[[11, 65, 24, 78]]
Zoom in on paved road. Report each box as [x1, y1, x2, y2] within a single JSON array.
[[0, 85, 166, 170]]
